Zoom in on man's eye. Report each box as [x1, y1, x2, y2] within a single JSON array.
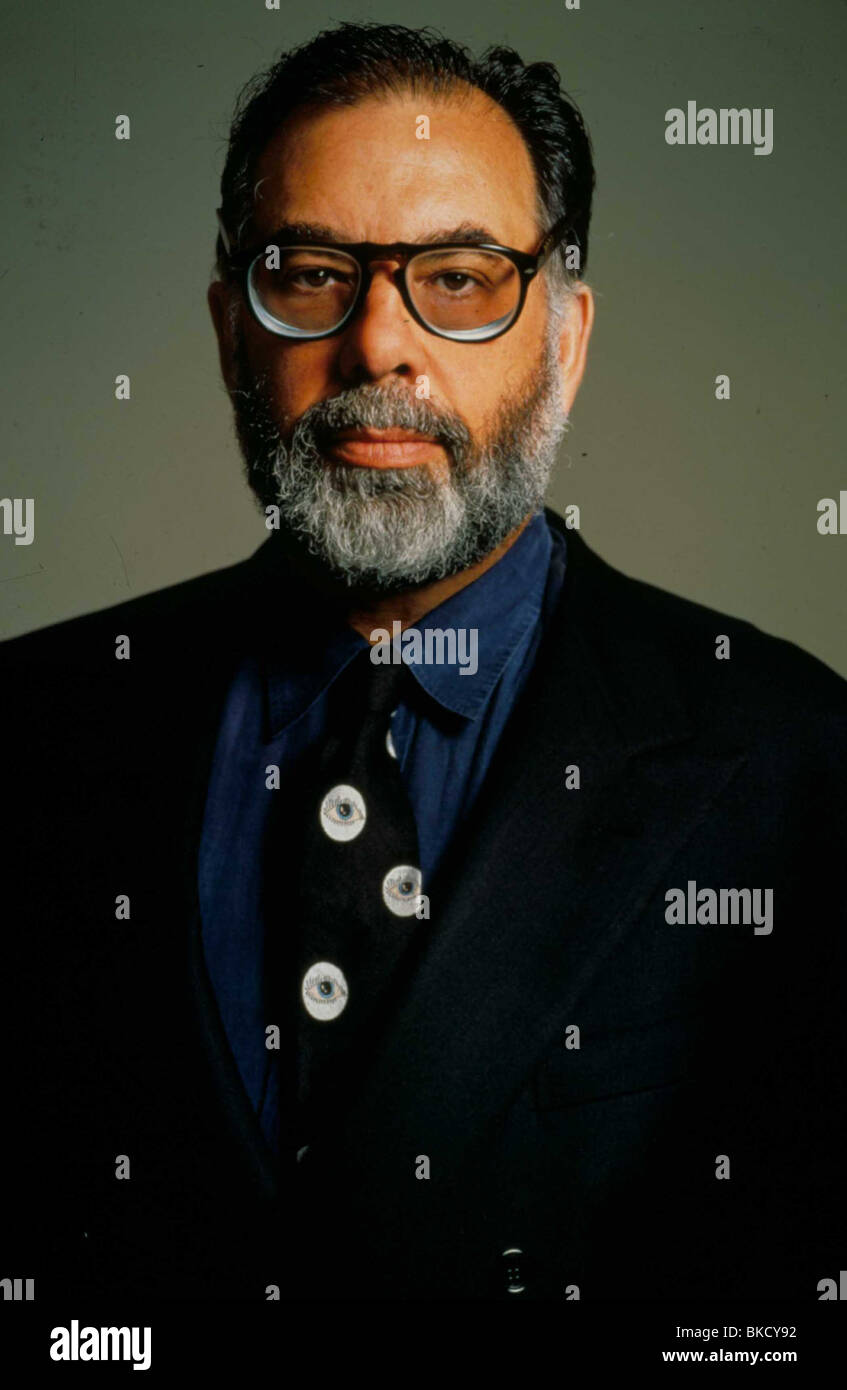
[[433, 271, 480, 293], [283, 267, 353, 291]]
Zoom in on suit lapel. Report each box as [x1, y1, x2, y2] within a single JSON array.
[[317, 528, 748, 1192], [141, 557, 283, 1204]]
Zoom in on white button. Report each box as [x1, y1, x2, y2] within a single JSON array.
[[386, 727, 397, 759], [301, 962, 349, 1020], [502, 1247, 525, 1294], [382, 865, 422, 917], [319, 784, 366, 841]]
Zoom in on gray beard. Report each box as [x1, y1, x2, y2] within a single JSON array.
[[230, 320, 569, 593]]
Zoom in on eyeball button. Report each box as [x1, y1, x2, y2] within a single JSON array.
[[319, 784, 366, 842], [382, 865, 422, 918], [301, 962, 349, 1020]]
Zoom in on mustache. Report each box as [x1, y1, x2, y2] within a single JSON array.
[[287, 382, 473, 461]]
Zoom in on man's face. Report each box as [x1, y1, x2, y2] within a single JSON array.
[[210, 88, 593, 591]]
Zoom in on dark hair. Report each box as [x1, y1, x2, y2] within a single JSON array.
[[215, 22, 595, 288]]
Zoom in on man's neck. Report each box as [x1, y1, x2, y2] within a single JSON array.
[[345, 510, 535, 640]]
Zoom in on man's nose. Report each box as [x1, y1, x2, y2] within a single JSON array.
[[334, 262, 424, 383]]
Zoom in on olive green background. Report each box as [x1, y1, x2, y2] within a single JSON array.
[[2, 0, 845, 674]]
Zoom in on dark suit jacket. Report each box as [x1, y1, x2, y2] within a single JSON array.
[[2, 512, 845, 1301]]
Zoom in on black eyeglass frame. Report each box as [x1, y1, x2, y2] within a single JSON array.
[[216, 209, 577, 343]]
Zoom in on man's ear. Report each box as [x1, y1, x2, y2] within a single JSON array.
[[208, 280, 241, 395], [557, 282, 594, 416]]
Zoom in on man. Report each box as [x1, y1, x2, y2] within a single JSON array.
[[2, 23, 845, 1303]]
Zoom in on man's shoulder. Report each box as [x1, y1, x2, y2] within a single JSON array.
[[558, 525, 847, 739], [0, 550, 257, 672]]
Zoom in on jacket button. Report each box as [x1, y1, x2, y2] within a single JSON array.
[[501, 1246, 526, 1294]]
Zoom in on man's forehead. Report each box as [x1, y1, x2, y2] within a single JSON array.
[[249, 90, 540, 246]]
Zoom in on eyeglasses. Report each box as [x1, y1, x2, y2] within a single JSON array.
[[216, 210, 576, 343]]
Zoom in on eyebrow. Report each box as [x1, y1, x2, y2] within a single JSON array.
[[256, 220, 505, 247]]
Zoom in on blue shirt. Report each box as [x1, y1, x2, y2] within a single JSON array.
[[198, 509, 568, 1153]]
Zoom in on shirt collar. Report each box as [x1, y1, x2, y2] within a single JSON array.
[[395, 509, 552, 718], [264, 612, 367, 738], [260, 509, 552, 736]]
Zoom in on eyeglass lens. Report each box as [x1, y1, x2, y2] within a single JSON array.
[[247, 246, 522, 338]]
